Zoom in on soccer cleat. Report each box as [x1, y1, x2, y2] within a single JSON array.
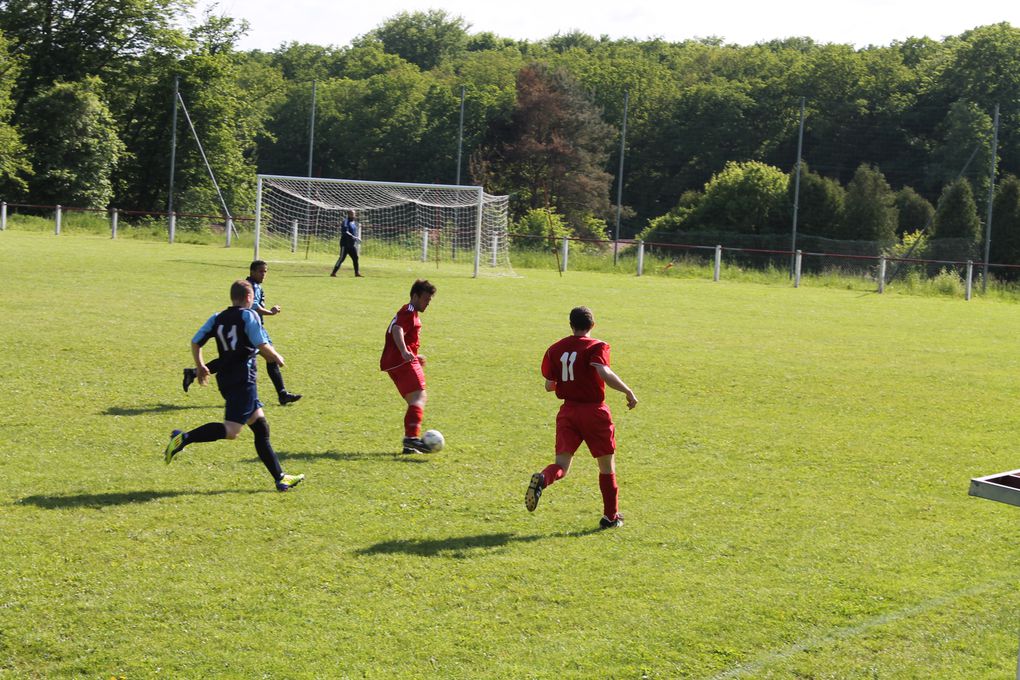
[[276, 473, 305, 492], [164, 429, 185, 464], [401, 437, 430, 454], [599, 513, 624, 529], [278, 391, 302, 406], [355, 273, 365, 277], [182, 368, 196, 393], [525, 472, 545, 512]]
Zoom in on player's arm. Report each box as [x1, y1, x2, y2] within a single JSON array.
[[390, 324, 416, 364], [593, 363, 638, 409], [190, 342, 211, 385], [254, 301, 280, 316], [190, 315, 218, 384], [257, 342, 284, 366], [244, 310, 284, 366], [540, 352, 556, 392]]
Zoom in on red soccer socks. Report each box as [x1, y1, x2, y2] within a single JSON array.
[[599, 472, 619, 519], [404, 404, 424, 437]]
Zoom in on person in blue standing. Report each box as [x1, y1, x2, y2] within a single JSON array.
[[164, 279, 305, 492], [183, 260, 301, 406], [330, 209, 363, 277]]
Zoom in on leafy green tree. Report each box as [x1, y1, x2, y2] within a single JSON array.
[[314, 63, 437, 181], [894, 186, 935, 235], [926, 24, 1020, 178], [841, 164, 897, 244], [369, 10, 469, 71], [988, 174, 1020, 270], [931, 177, 981, 260], [512, 207, 570, 248], [688, 160, 789, 233], [791, 163, 844, 239], [112, 14, 283, 215], [20, 77, 124, 207], [928, 100, 995, 208], [0, 29, 30, 192], [0, 0, 192, 118]]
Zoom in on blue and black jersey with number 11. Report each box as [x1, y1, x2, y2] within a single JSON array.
[[192, 307, 267, 389]]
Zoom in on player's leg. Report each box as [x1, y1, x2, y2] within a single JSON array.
[[245, 407, 303, 491], [266, 355, 301, 405], [588, 405, 621, 528], [162, 419, 242, 464], [389, 361, 429, 453], [331, 245, 348, 276], [525, 407, 580, 512], [400, 388, 430, 453], [183, 357, 219, 392], [351, 248, 362, 277], [595, 453, 622, 528], [166, 379, 257, 464]]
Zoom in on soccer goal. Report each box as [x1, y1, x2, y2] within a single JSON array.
[[253, 175, 512, 276]]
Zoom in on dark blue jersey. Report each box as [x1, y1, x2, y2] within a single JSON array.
[[192, 306, 267, 389]]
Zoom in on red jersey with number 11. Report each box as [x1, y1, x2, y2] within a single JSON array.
[[542, 335, 611, 404]]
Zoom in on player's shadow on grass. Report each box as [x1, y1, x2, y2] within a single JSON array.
[[250, 450, 431, 464], [356, 529, 601, 558], [102, 403, 207, 416], [17, 489, 260, 509]]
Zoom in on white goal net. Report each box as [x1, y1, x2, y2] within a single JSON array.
[[253, 175, 512, 276]]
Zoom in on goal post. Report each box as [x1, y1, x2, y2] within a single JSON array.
[[252, 175, 512, 277]]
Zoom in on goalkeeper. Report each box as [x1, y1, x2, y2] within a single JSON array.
[[330, 210, 363, 277]]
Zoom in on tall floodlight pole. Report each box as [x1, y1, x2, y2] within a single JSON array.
[[790, 97, 806, 278], [167, 75, 179, 243], [307, 80, 317, 177], [613, 89, 629, 265], [456, 85, 465, 185], [982, 103, 1000, 293]]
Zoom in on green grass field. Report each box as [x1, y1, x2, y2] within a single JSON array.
[[4, 230, 1020, 678]]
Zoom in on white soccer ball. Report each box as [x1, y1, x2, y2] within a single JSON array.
[[422, 429, 445, 452]]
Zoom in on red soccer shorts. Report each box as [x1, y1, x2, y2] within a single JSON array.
[[387, 359, 426, 396], [555, 401, 616, 458]]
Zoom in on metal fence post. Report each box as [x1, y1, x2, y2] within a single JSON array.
[[561, 237, 569, 273], [878, 256, 886, 294], [291, 219, 299, 252], [168, 212, 176, 244], [794, 250, 802, 288], [1, 201, 6, 231], [714, 245, 722, 281], [966, 260, 974, 301], [110, 208, 118, 239], [55, 205, 61, 235], [225, 217, 233, 247], [421, 227, 429, 262], [637, 240, 644, 276]]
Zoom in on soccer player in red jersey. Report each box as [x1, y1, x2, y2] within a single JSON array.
[[526, 306, 638, 528], [380, 279, 437, 453]]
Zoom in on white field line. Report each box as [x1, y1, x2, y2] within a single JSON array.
[[710, 576, 1014, 679]]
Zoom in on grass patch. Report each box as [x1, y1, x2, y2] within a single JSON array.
[[3, 231, 1020, 678]]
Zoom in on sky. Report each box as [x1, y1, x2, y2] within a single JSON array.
[[193, 0, 1019, 52]]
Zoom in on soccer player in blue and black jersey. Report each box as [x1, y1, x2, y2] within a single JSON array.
[[183, 260, 301, 406], [165, 279, 304, 491]]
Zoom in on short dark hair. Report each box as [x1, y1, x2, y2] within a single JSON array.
[[569, 306, 594, 331], [231, 279, 253, 303], [410, 279, 437, 297], [250, 259, 267, 272]]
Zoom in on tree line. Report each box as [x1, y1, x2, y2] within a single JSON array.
[[2, 3, 1020, 264]]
